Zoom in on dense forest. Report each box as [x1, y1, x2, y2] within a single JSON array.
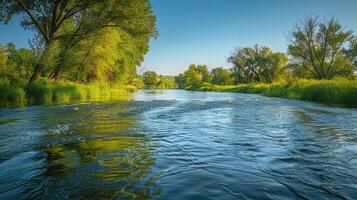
[[0, 0, 157, 106]]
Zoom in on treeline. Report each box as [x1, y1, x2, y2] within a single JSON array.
[[176, 17, 357, 89], [0, 0, 157, 106], [142, 71, 177, 89]]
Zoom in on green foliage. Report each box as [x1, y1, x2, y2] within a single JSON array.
[[343, 39, 357, 67], [196, 64, 211, 83], [0, 44, 7, 68], [143, 71, 159, 88], [197, 79, 357, 107], [130, 76, 145, 89], [4, 43, 39, 79], [0, 0, 157, 83], [142, 72, 177, 89], [175, 73, 185, 89], [288, 17, 354, 79], [0, 77, 25, 107], [183, 64, 203, 89], [156, 76, 177, 89], [210, 67, 234, 85], [181, 64, 212, 89], [228, 45, 288, 84], [0, 1, 157, 107], [24, 80, 131, 105]]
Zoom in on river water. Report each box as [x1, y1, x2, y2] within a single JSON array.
[[0, 89, 356, 200]]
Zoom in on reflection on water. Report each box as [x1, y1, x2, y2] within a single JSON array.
[[0, 102, 159, 199], [1, 90, 357, 199]]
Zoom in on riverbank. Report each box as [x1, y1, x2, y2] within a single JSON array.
[[194, 79, 357, 107], [0, 78, 136, 108]]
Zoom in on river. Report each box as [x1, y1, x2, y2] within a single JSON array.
[[0, 89, 356, 199]]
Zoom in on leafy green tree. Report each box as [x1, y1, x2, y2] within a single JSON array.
[[196, 64, 211, 83], [5, 43, 38, 80], [143, 71, 159, 87], [157, 76, 177, 89], [288, 17, 353, 79], [184, 64, 202, 89], [175, 73, 185, 89], [210, 67, 233, 85], [260, 52, 288, 83], [0, 0, 157, 84], [228, 45, 288, 83]]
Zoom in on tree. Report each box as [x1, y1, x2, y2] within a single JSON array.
[[196, 64, 211, 83], [143, 71, 159, 87], [210, 67, 233, 85], [183, 64, 202, 89], [175, 73, 185, 89], [228, 45, 288, 83], [5, 43, 39, 79], [288, 17, 353, 79], [259, 52, 288, 83], [157, 76, 177, 89], [0, 0, 157, 83]]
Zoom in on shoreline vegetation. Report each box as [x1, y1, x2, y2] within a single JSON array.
[[189, 78, 357, 107], [0, 0, 157, 108], [0, 1, 356, 110], [175, 17, 357, 108], [0, 78, 136, 108]]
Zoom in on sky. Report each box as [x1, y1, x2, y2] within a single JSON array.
[[1, 0, 357, 75]]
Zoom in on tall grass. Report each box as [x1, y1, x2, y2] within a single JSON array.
[[0, 77, 25, 107], [25, 80, 134, 105], [0, 78, 136, 107], [196, 79, 357, 107]]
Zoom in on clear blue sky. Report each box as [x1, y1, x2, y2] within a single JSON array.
[[1, 0, 357, 75]]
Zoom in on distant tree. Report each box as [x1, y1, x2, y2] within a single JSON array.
[[196, 64, 211, 83], [210, 67, 233, 85], [260, 52, 288, 83], [143, 71, 159, 87], [184, 64, 202, 89], [228, 47, 252, 84], [157, 76, 177, 89], [288, 17, 354, 79], [175, 73, 185, 89], [228, 45, 288, 83]]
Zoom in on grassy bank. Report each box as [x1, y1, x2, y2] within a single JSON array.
[[0, 78, 136, 108], [196, 79, 357, 107]]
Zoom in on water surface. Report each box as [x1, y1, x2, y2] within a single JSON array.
[[1, 90, 357, 199]]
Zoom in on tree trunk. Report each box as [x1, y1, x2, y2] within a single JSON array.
[[28, 63, 43, 84], [48, 67, 61, 80], [28, 41, 54, 84]]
